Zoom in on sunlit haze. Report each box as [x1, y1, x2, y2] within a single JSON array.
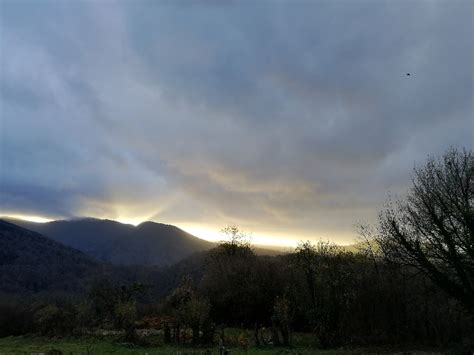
[[0, 213, 302, 247], [0, 214, 54, 224], [1, 1, 472, 246]]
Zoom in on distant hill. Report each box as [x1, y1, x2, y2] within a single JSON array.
[[0, 219, 206, 299], [0, 218, 290, 303], [0, 220, 103, 294], [4, 218, 214, 266]]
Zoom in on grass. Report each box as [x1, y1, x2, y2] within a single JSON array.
[[0, 334, 446, 355], [0, 334, 355, 355]]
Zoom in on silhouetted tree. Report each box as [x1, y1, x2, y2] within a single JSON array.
[[293, 241, 360, 347], [217, 225, 253, 256], [375, 148, 474, 313], [203, 226, 258, 326]]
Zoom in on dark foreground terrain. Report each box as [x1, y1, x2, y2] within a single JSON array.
[[0, 333, 455, 355], [1, 219, 472, 354]]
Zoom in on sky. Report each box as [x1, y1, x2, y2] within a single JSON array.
[[0, 0, 473, 246]]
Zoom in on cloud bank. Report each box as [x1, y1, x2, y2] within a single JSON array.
[[1, 0, 473, 244]]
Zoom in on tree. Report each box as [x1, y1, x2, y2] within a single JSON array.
[[33, 304, 74, 336], [273, 295, 292, 346], [293, 241, 354, 347], [294, 241, 339, 317], [88, 280, 146, 341], [375, 148, 474, 313], [217, 225, 253, 256], [114, 301, 138, 342], [164, 277, 212, 345]]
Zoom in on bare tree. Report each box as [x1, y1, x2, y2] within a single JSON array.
[[375, 148, 474, 313], [217, 225, 253, 256]]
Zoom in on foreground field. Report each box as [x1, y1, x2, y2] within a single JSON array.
[[0, 336, 447, 355], [0, 335, 328, 354]]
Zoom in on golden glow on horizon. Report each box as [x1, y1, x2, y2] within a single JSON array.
[[0, 214, 54, 223], [114, 217, 146, 226], [180, 224, 299, 248], [1, 213, 349, 248], [179, 225, 222, 242]]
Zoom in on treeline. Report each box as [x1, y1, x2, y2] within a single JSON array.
[[162, 238, 472, 348], [1, 239, 471, 348]]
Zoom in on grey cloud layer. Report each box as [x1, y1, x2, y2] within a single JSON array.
[[1, 0, 473, 242]]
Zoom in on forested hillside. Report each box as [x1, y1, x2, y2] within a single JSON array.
[[0, 220, 100, 293], [6, 218, 214, 266]]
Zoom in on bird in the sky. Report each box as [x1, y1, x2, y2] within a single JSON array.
[[406, 73, 411, 76]]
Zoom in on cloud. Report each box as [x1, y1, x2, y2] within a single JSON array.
[[1, 0, 473, 243]]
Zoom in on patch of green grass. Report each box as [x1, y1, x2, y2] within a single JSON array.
[[0, 335, 333, 354], [0, 335, 445, 355]]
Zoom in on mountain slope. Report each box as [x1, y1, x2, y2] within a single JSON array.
[[5, 218, 214, 266], [0, 220, 102, 293]]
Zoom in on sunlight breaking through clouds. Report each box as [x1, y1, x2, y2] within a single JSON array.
[[1, 0, 473, 245]]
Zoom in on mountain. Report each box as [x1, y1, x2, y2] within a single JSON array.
[[0, 220, 102, 294], [4, 218, 214, 266], [0, 219, 205, 298]]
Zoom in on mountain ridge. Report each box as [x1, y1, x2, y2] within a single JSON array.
[[2, 217, 214, 266], [0, 219, 103, 294]]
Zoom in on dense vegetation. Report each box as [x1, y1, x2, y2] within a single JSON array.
[[0, 148, 472, 352], [1, 228, 472, 350], [0, 220, 101, 294]]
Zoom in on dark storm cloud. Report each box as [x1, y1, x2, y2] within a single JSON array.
[[1, 0, 472, 242]]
